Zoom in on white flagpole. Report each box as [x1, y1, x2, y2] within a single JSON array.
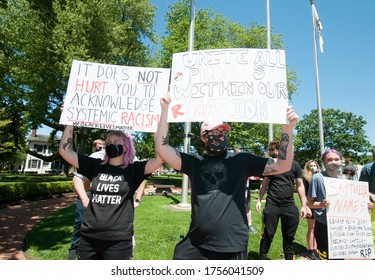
[[179, 0, 196, 208], [266, 0, 273, 142], [310, 0, 325, 156]]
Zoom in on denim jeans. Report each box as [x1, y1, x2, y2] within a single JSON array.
[[68, 196, 86, 254]]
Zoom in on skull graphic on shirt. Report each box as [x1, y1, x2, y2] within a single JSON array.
[[201, 161, 226, 192]]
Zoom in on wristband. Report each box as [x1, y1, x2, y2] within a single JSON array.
[[135, 199, 141, 203]]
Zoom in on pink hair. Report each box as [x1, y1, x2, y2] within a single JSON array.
[[102, 131, 136, 168], [321, 148, 342, 161]]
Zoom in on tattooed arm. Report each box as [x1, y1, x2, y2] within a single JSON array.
[[155, 93, 182, 171], [262, 106, 298, 176], [58, 125, 79, 168]]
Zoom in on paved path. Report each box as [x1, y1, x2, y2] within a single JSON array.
[[0, 192, 76, 260]]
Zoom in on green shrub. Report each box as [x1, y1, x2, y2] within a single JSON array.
[[0, 181, 74, 204], [147, 174, 183, 187]]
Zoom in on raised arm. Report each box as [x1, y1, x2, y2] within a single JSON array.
[[144, 152, 163, 175], [155, 93, 182, 171], [59, 125, 79, 168], [262, 106, 298, 176]]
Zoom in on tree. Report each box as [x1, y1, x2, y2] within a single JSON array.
[[0, 0, 157, 163], [0, 108, 28, 170], [294, 108, 371, 165]]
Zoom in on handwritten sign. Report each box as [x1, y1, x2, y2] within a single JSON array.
[[168, 48, 288, 123], [59, 60, 170, 132], [325, 177, 375, 259]]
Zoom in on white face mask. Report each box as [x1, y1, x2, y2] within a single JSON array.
[[325, 162, 341, 172], [309, 166, 318, 173]]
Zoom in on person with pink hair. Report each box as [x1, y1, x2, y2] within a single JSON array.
[[307, 149, 373, 260], [59, 125, 162, 260]]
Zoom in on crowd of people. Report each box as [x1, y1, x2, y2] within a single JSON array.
[[59, 93, 374, 260]]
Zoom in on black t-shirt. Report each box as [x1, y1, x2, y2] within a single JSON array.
[[77, 154, 148, 240], [180, 151, 268, 252], [265, 160, 302, 206], [303, 177, 310, 194]]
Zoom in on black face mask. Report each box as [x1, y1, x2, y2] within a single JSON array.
[[105, 144, 124, 158], [206, 134, 228, 154]]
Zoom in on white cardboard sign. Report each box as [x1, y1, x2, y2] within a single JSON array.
[[59, 60, 170, 132], [168, 48, 288, 123], [325, 177, 375, 259]]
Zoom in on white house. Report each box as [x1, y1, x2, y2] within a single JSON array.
[[23, 129, 63, 174]]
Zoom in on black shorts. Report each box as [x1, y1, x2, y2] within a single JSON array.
[[307, 211, 315, 220], [314, 221, 328, 260], [79, 235, 133, 260], [173, 236, 247, 260]]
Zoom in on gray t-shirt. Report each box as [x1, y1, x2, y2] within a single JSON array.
[[308, 172, 328, 224]]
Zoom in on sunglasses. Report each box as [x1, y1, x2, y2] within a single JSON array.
[[205, 130, 228, 136]]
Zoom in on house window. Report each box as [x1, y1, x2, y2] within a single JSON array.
[[51, 160, 62, 170], [28, 159, 41, 169], [33, 144, 48, 153]]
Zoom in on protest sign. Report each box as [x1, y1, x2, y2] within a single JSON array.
[[59, 60, 170, 132], [168, 48, 288, 123], [325, 177, 375, 259]]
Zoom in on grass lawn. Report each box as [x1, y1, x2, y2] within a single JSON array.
[[23, 191, 310, 260]]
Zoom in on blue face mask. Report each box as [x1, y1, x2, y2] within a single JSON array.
[[206, 134, 229, 154], [105, 144, 124, 158]]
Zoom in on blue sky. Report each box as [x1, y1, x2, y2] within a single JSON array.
[[148, 0, 375, 146]]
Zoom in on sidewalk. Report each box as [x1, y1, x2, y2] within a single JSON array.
[[0, 192, 76, 260]]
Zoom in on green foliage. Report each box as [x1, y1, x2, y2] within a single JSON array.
[[133, 132, 157, 160], [295, 108, 371, 165], [229, 122, 280, 155], [0, 174, 73, 204], [0, 173, 71, 183], [0, 141, 26, 169], [160, 0, 284, 66], [148, 174, 183, 187], [0, 0, 157, 163]]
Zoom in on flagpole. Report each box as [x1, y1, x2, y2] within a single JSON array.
[[310, 0, 325, 156], [178, 0, 195, 208], [266, 0, 273, 142]]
